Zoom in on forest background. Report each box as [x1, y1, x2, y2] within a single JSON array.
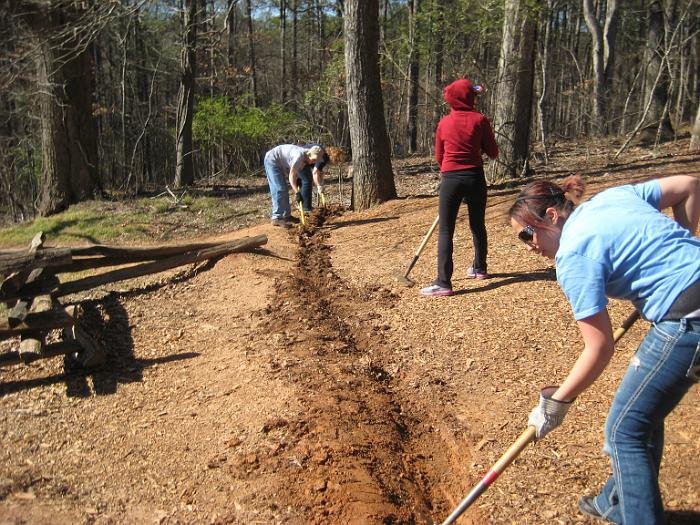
[[1, 0, 699, 224]]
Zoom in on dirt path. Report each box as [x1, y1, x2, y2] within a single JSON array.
[[1, 142, 699, 524]]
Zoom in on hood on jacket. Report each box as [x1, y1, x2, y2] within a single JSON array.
[[443, 78, 481, 111]]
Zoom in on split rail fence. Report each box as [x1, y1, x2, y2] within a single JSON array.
[[0, 232, 267, 368]]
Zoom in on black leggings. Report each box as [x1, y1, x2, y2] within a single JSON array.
[[435, 170, 487, 288]]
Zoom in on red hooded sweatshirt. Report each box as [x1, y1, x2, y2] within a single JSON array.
[[435, 79, 498, 173]]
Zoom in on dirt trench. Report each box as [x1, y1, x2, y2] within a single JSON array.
[[242, 206, 471, 524]]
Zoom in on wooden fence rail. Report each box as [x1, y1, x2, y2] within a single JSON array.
[[1, 232, 268, 368]]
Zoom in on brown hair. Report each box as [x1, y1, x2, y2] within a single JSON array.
[[508, 175, 585, 228]]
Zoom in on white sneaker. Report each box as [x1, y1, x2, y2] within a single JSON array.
[[420, 284, 454, 297]]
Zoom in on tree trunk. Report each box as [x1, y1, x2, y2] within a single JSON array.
[[432, 0, 445, 134], [643, 0, 674, 139], [537, 0, 554, 162], [134, 14, 153, 190], [225, 0, 237, 69], [206, 0, 215, 98], [582, 0, 619, 135], [406, 0, 420, 154], [343, 0, 396, 210], [492, 0, 537, 179], [29, 7, 100, 216], [690, 103, 700, 151], [314, 0, 325, 74], [245, 0, 259, 107], [280, 0, 287, 100], [380, 0, 389, 40], [174, 0, 197, 188], [291, 0, 298, 104]]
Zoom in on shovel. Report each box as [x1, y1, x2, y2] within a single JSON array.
[[441, 309, 641, 525], [396, 214, 439, 287]]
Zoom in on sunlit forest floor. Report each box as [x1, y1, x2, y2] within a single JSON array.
[[1, 137, 698, 524]]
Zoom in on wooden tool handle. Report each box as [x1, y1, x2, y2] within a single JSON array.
[[414, 215, 440, 257]]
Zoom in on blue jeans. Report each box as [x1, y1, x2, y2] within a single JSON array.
[[592, 319, 699, 524], [296, 165, 313, 212], [263, 155, 291, 220]]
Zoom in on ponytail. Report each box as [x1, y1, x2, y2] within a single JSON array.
[[509, 175, 585, 228]]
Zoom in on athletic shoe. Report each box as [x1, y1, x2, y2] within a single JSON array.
[[271, 218, 293, 229], [578, 496, 611, 522], [420, 284, 454, 297], [466, 267, 489, 280]]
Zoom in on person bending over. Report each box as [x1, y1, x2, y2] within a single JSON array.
[[263, 144, 323, 228], [509, 174, 699, 524]]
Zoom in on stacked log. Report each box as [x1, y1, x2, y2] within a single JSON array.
[[0, 232, 267, 368]]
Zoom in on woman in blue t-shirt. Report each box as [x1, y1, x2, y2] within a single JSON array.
[[508, 174, 699, 524]]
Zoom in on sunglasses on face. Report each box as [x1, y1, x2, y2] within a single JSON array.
[[518, 225, 535, 244]]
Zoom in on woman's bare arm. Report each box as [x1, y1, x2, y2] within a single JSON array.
[[552, 309, 615, 402], [657, 175, 700, 233]]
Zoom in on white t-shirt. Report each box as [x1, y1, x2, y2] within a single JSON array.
[[266, 145, 307, 175]]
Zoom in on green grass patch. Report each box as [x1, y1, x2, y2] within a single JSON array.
[[0, 195, 254, 249], [0, 203, 151, 247]]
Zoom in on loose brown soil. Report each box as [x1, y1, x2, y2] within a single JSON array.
[[1, 139, 699, 524]]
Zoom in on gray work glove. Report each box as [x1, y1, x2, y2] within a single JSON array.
[[316, 185, 324, 195], [528, 386, 572, 440]]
